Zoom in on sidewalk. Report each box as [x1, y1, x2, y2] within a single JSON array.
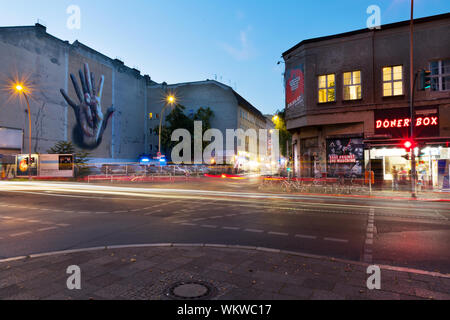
[[0, 244, 449, 300]]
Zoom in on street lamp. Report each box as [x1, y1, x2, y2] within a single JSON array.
[[158, 93, 176, 156], [14, 83, 33, 181]]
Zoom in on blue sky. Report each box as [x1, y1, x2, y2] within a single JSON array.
[[0, 0, 449, 114]]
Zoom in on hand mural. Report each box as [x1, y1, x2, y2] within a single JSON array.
[[60, 63, 115, 149]]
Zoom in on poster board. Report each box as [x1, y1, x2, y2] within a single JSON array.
[[39, 154, 74, 178]]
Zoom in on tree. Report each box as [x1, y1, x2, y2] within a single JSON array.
[[155, 105, 214, 160], [273, 109, 291, 157], [47, 141, 90, 177]]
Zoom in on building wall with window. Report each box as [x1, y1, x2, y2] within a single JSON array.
[[147, 80, 266, 162], [0, 23, 155, 164], [283, 13, 450, 185]]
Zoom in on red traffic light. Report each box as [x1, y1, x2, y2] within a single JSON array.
[[402, 139, 414, 151]]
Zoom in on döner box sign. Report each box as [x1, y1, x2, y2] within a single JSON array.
[[374, 107, 439, 138]]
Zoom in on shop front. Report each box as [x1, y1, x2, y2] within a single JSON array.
[[365, 107, 449, 191]]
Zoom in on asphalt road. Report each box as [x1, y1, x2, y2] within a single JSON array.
[[0, 181, 449, 274]]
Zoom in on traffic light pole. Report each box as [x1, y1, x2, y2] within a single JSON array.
[[409, 1, 417, 198]]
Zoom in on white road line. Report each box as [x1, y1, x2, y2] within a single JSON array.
[[210, 216, 223, 219], [324, 237, 349, 243], [0, 216, 13, 219], [26, 220, 41, 223], [114, 211, 127, 213], [201, 225, 218, 229], [78, 211, 91, 214], [181, 223, 197, 226], [38, 227, 58, 232], [245, 228, 264, 233], [95, 212, 108, 214], [10, 231, 32, 237], [222, 226, 240, 231], [268, 231, 289, 236], [295, 234, 317, 240], [56, 224, 70, 227]]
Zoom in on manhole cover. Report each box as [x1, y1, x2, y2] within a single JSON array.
[[166, 281, 216, 300]]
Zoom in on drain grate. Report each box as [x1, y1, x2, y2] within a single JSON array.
[[166, 281, 216, 300]]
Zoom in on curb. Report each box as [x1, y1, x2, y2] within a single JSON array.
[[0, 243, 449, 279]]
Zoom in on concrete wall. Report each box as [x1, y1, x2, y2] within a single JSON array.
[[0, 25, 67, 154], [0, 24, 148, 162]]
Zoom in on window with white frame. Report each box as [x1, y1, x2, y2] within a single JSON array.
[[318, 74, 336, 103], [343, 71, 362, 100], [430, 60, 450, 91], [382, 65, 403, 96]]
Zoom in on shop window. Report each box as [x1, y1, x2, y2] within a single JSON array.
[[318, 74, 336, 103], [343, 71, 362, 100], [383, 66, 403, 96], [430, 60, 450, 91], [149, 113, 153, 119]]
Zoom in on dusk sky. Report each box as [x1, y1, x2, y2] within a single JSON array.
[[1, 0, 449, 114]]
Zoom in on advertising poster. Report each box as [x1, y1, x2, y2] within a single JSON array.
[[16, 154, 39, 177], [39, 154, 74, 178], [285, 64, 305, 109], [326, 138, 364, 178]]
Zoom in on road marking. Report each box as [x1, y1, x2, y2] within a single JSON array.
[[10, 231, 32, 237], [63, 211, 75, 213], [362, 208, 376, 263], [245, 228, 264, 233], [181, 223, 197, 226], [210, 216, 223, 219], [38, 227, 58, 232], [324, 237, 349, 243], [26, 220, 41, 223], [222, 226, 240, 231], [130, 209, 140, 212], [114, 211, 127, 213], [56, 223, 70, 227], [201, 225, 218, 229], [78, 211, 91, 214], [0, 216, 13, 219], [95, 212, 108, 214], [295, 234, 317, 240], [268, 231, 289, 237]]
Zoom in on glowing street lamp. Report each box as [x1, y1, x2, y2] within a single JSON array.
[[158, 92, 177, 155], [13, 83, 33, 181]]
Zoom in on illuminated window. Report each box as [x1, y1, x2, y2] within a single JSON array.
[[318, 74, 336, 103], [430, 60, 450, 91], [149, 113, 153, 119], [383, 66, 403, 96], [343, 71, 362, 100]]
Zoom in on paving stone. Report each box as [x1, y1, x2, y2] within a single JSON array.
[[302, 278, 336, 291], [414, 288, 450, 300], [279, 284, 313, 299], [311, 289, 346, 300]]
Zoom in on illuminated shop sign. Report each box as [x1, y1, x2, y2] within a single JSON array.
[[374, 108, 439, 138], [375, 116, 438, 129]]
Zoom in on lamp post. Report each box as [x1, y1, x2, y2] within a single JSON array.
[[158, 93, 176, 156], [15, 84, 33, 181]]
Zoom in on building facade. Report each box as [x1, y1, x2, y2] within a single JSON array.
[[147, 80, 268, 164], [283, 13, 450, 189], [0, 24, 267, 169]]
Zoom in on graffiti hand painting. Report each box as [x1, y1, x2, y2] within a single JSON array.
[[60, 63, 115, 149]]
